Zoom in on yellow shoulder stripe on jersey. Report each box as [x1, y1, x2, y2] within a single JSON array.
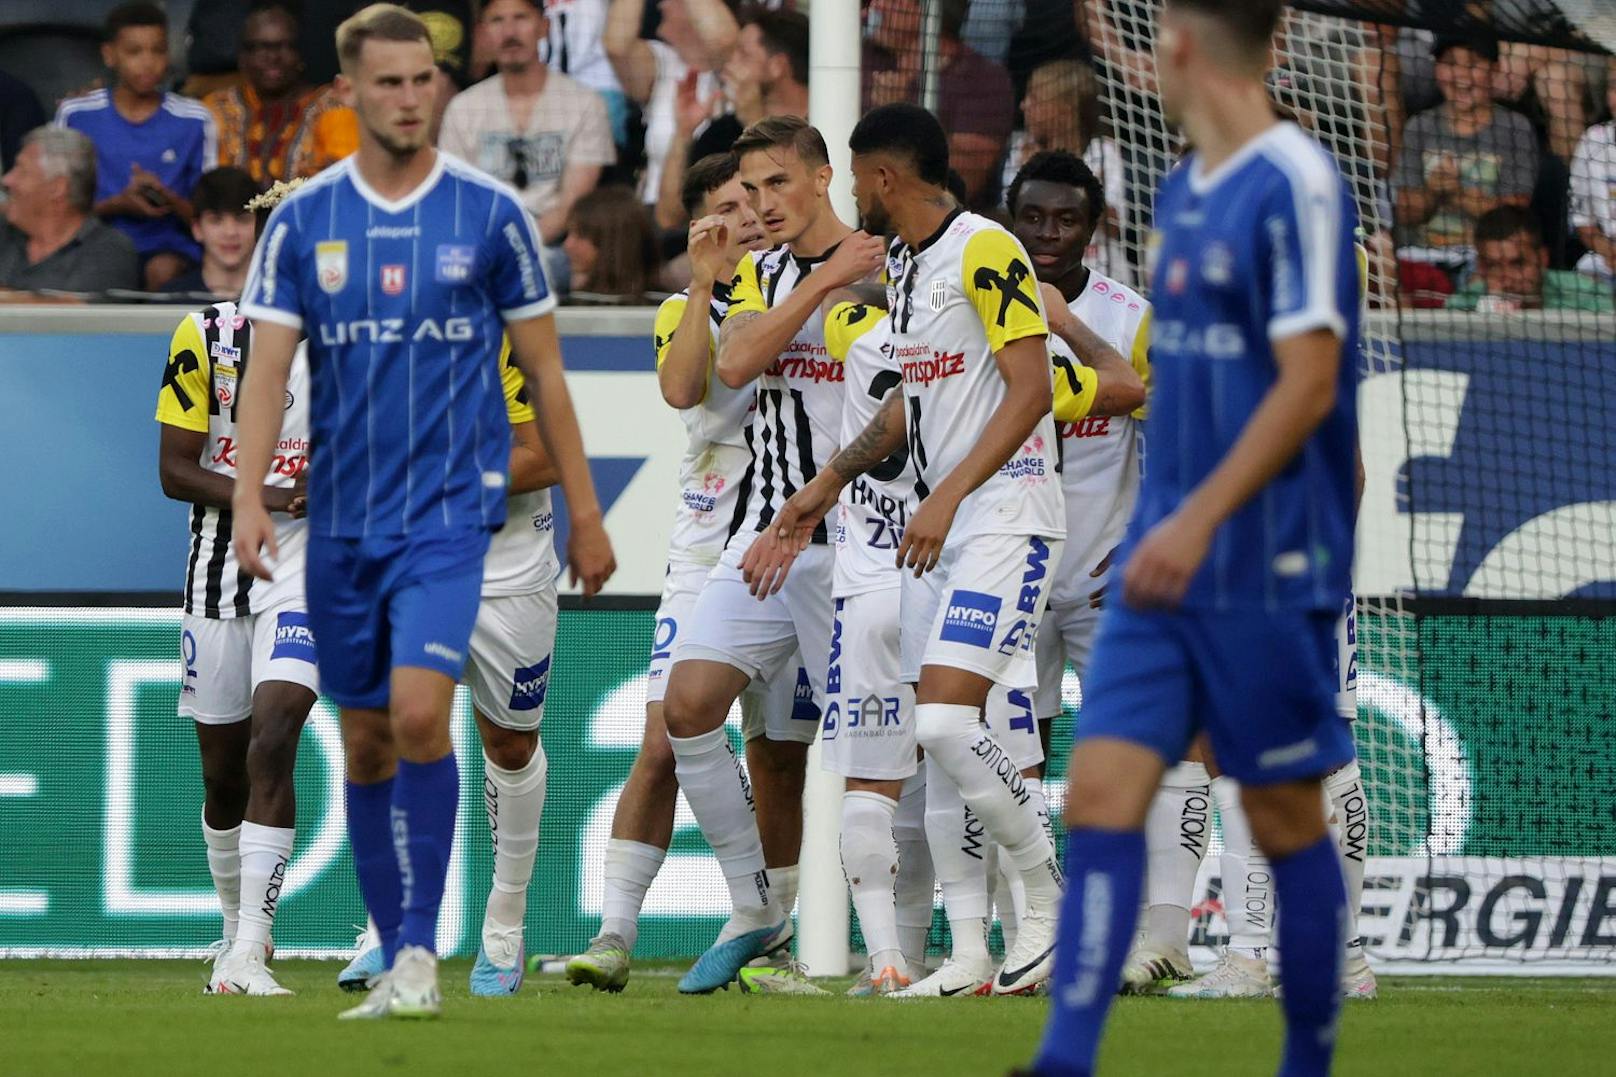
[[823, 301, 881, 364], [962, 228, 1047, 354], [500, 336, 535, 426], [1130, 306, 1153, 421], [653, 293, 693, 371], [724, 253, 768, 321], [1050, 351, 1100, 422], [155, 311, 212, 433]]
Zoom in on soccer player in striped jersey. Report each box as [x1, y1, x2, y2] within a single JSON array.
[[752, 103, 1069, 997], [659, 116, 886, 995], [565, 152, 789, 993], [1025, 1, 1359, 1073], [340, 341, 566, 997], [157, 296, 317, 997], [233, 5, 613, 1020]]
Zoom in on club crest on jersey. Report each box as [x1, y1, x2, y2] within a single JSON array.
[[928, 279, 947, 311], [1201, 241, 1233, 286], [316, 241, 348, 293], [381, 264, 407, 295], [435, 244, 475, 284]]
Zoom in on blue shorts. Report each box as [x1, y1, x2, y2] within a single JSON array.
[[1076, 604, 1354, 785], [304, 528, 491, 710]]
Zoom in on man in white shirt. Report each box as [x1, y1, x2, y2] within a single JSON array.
[[439, 0, 616, 245]]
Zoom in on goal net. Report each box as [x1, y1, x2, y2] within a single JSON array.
[[1075, 0, 1616, 971]]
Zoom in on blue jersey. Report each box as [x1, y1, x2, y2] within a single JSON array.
[[240, 152, 555, 538], [1133, 122, 1358, 611], [55, 90, 217, 260]]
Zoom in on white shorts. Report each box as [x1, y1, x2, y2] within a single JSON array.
[[179, 607, 320, 725], [1336, 593, 1357, 721], [981, 681, 1046, 771], [647, 560, 712, 706], [1031, 598, 1102, 719], [737, 658, 820, 745], [465, 587, 559, 731], [899, 532, 1063, 688], [674, 545, 834, 745], [820, 589, 918, 781]]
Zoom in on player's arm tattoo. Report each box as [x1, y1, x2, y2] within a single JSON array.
[[718, 309, 760, 348], [827, 392, 907, 484]]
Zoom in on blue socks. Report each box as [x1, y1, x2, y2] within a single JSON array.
[[392, 754, 460, 953], [345, 776, 402, 965], [1272, 834, 1346, 1077], [1033, 828, 1146, 1077]]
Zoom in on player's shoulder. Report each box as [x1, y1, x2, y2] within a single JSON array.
[[1076, 271, 1150, 328], [1252, 123, 1348, 211], [440, 151, 530, 216], [824, 299, 884, 361]]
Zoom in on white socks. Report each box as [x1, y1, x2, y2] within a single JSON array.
[[1141, 761, 1211, 957], [770, 864, 801, 922], [482, 747, 548, 961], [668, 727, 774, 929], [841, 792, 903, 974], [1213, 775, 1271, 955], [893, 771, 935, 973], [235, 821, 294, 950], [914, 703, 1062, 910], [600, 838, 667, 951], [202, 814, 241, 942], [922, 756, 991, 968], [1326, 760, 1369, 951]]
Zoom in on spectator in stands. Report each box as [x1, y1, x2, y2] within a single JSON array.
[[156, 167, 260, 300], [0, 69, 46, 174], [864, 0, 1015, 208], [203, 3, 355, 186], [1000, 58, 1131, 283], [1392, 34, 1538, 277], [1569, 57, 1616, 280], [1495, 41, 1591, 165], [562, 185, 661, 301], [439, 0, 616, 248], [652, 9, 808, 231], [605, 0, 739, 207], [0, 127, 139, 298], [541, 0, 633, 148], [55, 3, 218, 291], [1445, 205, 1614, 313]]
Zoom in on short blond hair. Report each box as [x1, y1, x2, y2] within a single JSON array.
[[336, 4, 431, 74]]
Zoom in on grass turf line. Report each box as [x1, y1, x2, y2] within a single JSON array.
[[1, 960, 1610, 1076]]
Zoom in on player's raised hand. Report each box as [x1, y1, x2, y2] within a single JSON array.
[[1121, 511, 1212, 610], [688, 215, 732, 287], [897, 490, 959, 578], [568, 514, 617, 598], [231, 496, 280, 582], [821, 230, 888, 289]]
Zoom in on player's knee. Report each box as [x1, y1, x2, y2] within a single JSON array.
[[634, 728, 677, 780], [390, 698, 452, 757], [201, 764, 249, 817], [661, 680, 708, 739], [246, 722, 300, 788], [482, 725, 538, 772], [1241, 781, 1329, 858], [343, 725, 394, 783]]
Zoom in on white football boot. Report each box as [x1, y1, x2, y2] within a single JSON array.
[[209, 942, 293, 996], [888, 957, 993, 998], [1118, 938, 1194, 996], [993, 905, 1058, 996], [1341, 947, 1378, 1000], [1167, 948, 1273, 999]]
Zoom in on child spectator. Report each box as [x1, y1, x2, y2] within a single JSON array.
[[0, 127, 139, 298], [203, 2, 355, 185], [1445, 205, 1614, 312], [156, 167, 261, 300], [1392, 34, 1537, 277], [55, 2, 218, 291]]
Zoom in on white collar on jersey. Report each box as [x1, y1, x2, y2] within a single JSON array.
[[343, 150, 447, 215], [1186, 121, 1295, 197]]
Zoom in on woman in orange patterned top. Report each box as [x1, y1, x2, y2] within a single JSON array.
[[202, 3, 357, 185]]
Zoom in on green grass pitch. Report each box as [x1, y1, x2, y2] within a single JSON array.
[[2, 960, 1610, 1076]]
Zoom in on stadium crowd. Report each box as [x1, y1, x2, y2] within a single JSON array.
[[0, 0, 1614, 312]]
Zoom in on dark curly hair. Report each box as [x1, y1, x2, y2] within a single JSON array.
[[1006, 150, 1106, 225]]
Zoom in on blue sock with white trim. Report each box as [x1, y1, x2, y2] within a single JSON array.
[[1032, 828, 1145, 1077], [1273, 834, 1346, 1077], [345, 777, 402, 966]]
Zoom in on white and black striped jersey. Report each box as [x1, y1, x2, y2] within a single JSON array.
[[155, 303, 310, 618], [653, 281, 757, 565], [721, 245, 847, 551]]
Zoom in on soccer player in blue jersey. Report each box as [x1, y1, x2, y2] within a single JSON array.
[[1023, 1, 1359, 1074], [229, 4, 615, 1020]]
